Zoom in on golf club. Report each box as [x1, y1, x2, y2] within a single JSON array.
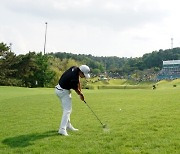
[[84, 100, 106, 128]]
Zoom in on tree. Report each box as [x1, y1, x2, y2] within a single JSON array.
[[34, 53, 54, 87], [0, 42, 9, 52], [0, 43, 21, 86], [15, 52, 39, 87], [15, 52, 54, 87]]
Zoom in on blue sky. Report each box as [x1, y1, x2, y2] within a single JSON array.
[[0, 0, 180, 57]]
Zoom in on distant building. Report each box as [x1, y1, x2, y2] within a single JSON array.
[[157, 60, 180, 80]]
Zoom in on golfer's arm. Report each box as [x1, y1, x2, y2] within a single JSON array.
[[75, 89, 82, 96], [75, 82, 83, 95], [75, 82, 83, 96]]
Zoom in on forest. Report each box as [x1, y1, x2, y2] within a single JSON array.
[[1, 42, 180, 87]]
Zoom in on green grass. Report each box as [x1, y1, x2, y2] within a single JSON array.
[[0, 86, 180, 153]]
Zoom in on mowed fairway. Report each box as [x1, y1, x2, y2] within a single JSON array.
[[0, 86, 179, 154]]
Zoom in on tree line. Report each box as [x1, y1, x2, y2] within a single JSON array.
[[1, 42, 180, 87], [49, 48, 180, 78], [0, 42, 79, 87]]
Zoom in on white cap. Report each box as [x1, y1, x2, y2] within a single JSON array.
[[79, 65, 90, 78]]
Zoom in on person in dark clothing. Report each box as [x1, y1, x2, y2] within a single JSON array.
[[55, 65, 90, 136]]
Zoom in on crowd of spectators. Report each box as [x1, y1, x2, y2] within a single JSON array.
[[157, 66, 180, 80]]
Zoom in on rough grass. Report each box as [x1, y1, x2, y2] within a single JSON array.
[[0, 86, 180, 153]]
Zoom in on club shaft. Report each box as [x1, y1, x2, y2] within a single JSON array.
[[84, 101, 104, 126]]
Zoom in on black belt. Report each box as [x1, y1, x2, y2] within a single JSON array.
[[55, 87, 63, 91]]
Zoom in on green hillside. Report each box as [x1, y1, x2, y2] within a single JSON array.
[[86, 78, 180, 90], [156, 79, 180, 89]]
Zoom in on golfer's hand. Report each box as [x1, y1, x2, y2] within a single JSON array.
[[79, 93, 84, 101]]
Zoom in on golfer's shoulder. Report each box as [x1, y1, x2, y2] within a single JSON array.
[[64, 66, 79, 77], [70, 66, 80, 72]]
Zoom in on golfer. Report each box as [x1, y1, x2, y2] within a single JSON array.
[[55, 65, 90, 136]]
